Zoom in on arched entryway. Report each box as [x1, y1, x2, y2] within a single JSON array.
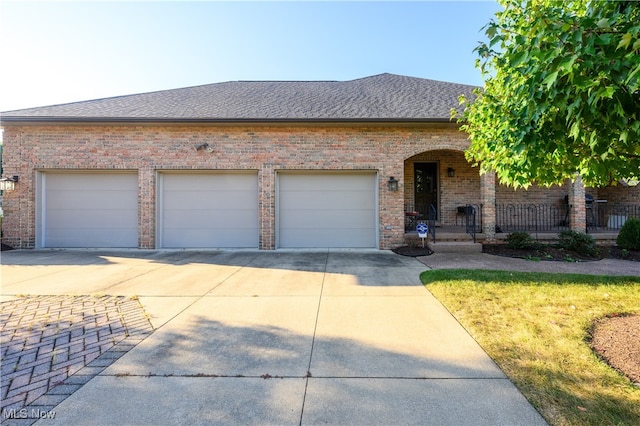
[[403, 150, 483, 236]]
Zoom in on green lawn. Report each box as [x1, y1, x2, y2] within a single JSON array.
[[421, 269, 640, 426]]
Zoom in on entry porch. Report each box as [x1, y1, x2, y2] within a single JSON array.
[[402, 150, 639, 246]]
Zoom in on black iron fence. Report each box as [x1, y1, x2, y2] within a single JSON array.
[[404, 203, 483, 239], [496, 203, 639, 233], [463, 205, 478, 242], [587, 203, 640, 231], [461, 204, 483, 236], [496, 203, 569, 233], [427, 204, 437, 243]]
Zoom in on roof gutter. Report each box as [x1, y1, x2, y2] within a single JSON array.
[[0, 117, 460, 127]]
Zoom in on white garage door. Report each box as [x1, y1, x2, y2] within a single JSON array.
[[278, 172, 377, 248], [159, 172, 258, 248], [41, 173, 138, 248]]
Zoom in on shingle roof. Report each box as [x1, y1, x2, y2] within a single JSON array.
[[0, 73, 477, 123]]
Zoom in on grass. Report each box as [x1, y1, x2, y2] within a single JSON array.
[[420, 269, 640, 426]]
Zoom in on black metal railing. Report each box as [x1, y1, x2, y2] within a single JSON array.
[[496, 203, 570, 233], [496, 203, 639, 233], [587, 203, 640, 231], [457, 204, 483, 234], [427, 204, 437, 243], [463, 205, 477, 243]]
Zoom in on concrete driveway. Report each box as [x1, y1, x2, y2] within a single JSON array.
[[1, 250, 546, 425]]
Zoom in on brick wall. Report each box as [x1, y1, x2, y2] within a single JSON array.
[[496, 182, 569, 206], [0, 123, 470, 249], [4, 123, 630, 249], [597, 184, 640, 204], [495, 180, 638, 207]]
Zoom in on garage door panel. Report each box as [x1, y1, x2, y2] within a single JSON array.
[[279, 229, 375, 248], [46, 209, 138, 228], [160, 173, 258, 248], [46, 228, 137, 247], [280, 174, 372, 191], [279, 190, 372, 210], [164, 190, 256, 210], [280, 209, 375, 229], [43, 173, 138, 248], [163, 174, 255, 191], [47, 174, 135, 190], [163, 209, 257, 229], [162, 229, 258, 249], [278, 173, 377, 248], [46, 190, 137, 210]]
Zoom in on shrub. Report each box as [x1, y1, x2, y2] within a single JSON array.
[[616, 217, 640, 250], [557, 230, 599, 257], [506, 232, 537, 249]]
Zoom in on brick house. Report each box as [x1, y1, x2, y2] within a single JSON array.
[[1, 73, 637, 250]]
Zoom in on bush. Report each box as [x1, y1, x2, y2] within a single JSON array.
[[616, 217, 640, 250], [557, 230, 599, 257], [506, 232, 537, 249]]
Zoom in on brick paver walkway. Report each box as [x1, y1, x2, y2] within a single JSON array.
[[1, 295, 154, 422]]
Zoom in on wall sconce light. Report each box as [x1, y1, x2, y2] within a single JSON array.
[[195, 143, 213, 153], [0, 175, 19, 191], [447, 167, 455, 177], [387, 176, 399, 192]]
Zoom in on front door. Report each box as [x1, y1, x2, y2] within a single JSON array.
[[414, 163, 438, 219]]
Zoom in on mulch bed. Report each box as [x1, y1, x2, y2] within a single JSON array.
[[482, 243, 640, 262], [590, 315, 640, 386], [393, 242, 640, 262], [391, 246, 433, 257]]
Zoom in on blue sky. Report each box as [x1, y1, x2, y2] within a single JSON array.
[[0, 1, 501, 112]]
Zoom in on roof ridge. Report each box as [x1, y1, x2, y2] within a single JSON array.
[[236, 79, 339, 83]]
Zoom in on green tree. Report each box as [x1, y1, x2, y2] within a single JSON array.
[[456, 0, 640, 188]]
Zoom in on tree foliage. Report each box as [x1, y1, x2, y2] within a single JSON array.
[[456, 0, 640, 188]]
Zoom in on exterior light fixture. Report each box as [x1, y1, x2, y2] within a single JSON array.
[[387, 176, 399, 192], [0, 175, 19, 191], [447, 167, 455, 177], [195, 143, 213, 153]]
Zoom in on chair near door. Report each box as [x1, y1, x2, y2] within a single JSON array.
[[404, 210, 423, 232]]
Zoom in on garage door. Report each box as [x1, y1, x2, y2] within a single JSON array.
[[41, 173, 138, 248], [278, 172, 377, 248], [159, 172, 258, 248]]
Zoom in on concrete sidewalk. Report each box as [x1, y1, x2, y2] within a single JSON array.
[[1, 250, 546, 425]]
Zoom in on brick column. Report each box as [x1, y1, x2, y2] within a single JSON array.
[[380, 170, 405, 250], [2, 130, 34, 248], [568, 175, 586, 232], [481, 171, 496, 240], [138, 168, 155, 249], [259, 164, 276, 250]]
